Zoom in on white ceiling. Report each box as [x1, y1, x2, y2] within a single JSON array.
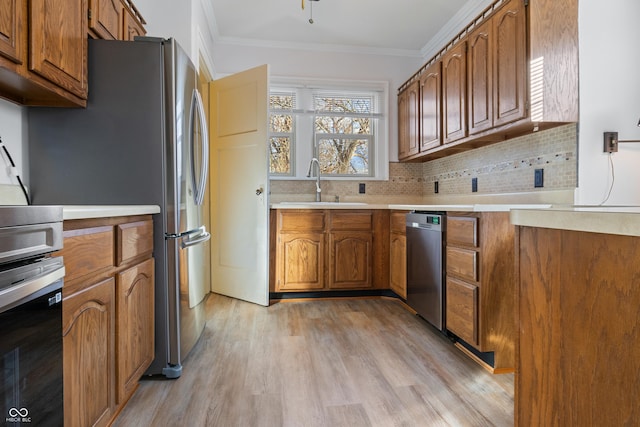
[[209, 0, 473, 56]]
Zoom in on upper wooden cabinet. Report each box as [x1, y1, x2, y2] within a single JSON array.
[[88, 0, 123, 40], [89, 0, 146, 41], [420, 61, 442, 152], [0, 0, 87, 106], [0, 0, 145, 107], [492, 0, 526, 127], [398, 0, 578, 161], [397, 80, 420, 160], [468, 0, 526, 134], [0, 0, 22, 64], [442, 41, 467, 144]]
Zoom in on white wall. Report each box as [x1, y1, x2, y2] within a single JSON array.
[[577, 0, 640, 205], [0, 99, 28, 186], [212, 43, 421, 162], [133, 0, 193, 56]]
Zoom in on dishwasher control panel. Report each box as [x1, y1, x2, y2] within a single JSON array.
[[406, 212, 445, 231]]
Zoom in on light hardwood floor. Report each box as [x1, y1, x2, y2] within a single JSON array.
[[113, 294, 514, 426]]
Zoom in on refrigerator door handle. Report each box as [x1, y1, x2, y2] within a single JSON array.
[[180, 225, 211, 249], [190, 88, 210, 206]]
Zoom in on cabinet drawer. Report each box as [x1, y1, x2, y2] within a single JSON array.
[[446, 277, 478, 346], [117, 220, 154, 265], [446, 246, 478, 282], [61, 226, 114, 282], [390, 211, 407, 234], [279, 211, 325, 232], [447, 216, 478, 247], [329, 211, 373, 231]]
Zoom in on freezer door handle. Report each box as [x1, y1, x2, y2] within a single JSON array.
[[180, 226, 211, 249]]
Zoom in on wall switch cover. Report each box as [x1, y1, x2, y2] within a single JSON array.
[[358, 183, 366, 194], [534, 168, 544, 188], [472, 177, 478, 193]]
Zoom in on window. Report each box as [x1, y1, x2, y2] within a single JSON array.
[[269, 91, 295, 175], [268, 79, 388, 180], [314, 93, 374, 176]]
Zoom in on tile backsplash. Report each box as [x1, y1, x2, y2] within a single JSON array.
[[270, 123, 577, 203]]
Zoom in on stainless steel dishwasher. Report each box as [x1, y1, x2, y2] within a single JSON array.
[[406, 211, 445, 331]]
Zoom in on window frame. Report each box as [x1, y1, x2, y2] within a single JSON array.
[[268, 77, 389, 181]]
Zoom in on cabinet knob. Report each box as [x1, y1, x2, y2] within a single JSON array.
[[256, 188, 263, 196]]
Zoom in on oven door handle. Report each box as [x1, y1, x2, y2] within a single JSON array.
[[0, 265, 65, 314]]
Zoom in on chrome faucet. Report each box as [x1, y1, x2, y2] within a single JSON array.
[[306, 157, 322, 202]]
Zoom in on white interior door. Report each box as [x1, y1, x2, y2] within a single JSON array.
[[209, 64, 269, 306]]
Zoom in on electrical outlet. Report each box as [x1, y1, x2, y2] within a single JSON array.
[[471, 177, 478, 193], [358, 183, 366, 194], [434, 181, 439, 194], [534, 168, 544, 188], [604, 132, 619, 153]]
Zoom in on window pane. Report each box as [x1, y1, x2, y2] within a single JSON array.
[[315, 116, 371, 134], [317, 138, 369, 175], [270, 137, 291, 174], [270, 94, 294, 110], [270, 114, 293, 133], [314, 95, 372, 114]]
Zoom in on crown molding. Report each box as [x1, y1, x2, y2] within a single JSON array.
[[420, 0, 494, 61]]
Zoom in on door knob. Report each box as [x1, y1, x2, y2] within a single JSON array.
[[256, 188, 263, 196]]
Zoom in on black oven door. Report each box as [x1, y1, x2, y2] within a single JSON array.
[[1, 259, 64, 426]]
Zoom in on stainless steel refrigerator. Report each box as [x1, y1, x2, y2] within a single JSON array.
[[28, 37, 210, 378]]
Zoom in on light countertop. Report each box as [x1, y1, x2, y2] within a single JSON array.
[[270, 202, 551, 212], [510, 206, 640, 237], [63, 205, 160, 220]]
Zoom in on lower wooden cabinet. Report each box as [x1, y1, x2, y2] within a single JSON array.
[[58, 215, 154, 426], [272, 209, 388, 293], [63, 277, 116, 427], [389, 211, 408, 298], [116, 257, 154, 404], [277, 232, 325, 290], [329, 230, 372, 289], [445, 212, 515, 372]]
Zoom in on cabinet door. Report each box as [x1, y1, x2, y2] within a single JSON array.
[[329, 231, 372, 289], [88, 0, 122, 39], [420, 61, 442, 151], [123, 5, 146, 40], [277, 233, 325, 291], [468, 20, 493, 135], [63, 278, 115, 427], [493, 0, 526, 127], [0, 0, 22, 63], [116, 258, 154, 404], [389, 232, 406, 299], [442, 41, 467, 144], [30, 0, 88, 99], [398, 80, 420, 159], [446, 277, 478, 346]]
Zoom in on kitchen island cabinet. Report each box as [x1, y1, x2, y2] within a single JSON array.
[[58, 213, 154, 427], [512, 207, 640, 426]]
